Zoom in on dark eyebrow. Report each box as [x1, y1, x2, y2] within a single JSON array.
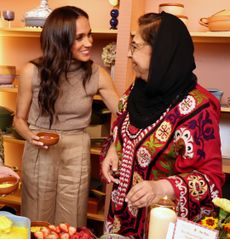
[[76, 29, 92, 38]]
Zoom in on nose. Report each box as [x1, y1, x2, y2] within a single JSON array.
[[84, 36, 93, 47], [128, 48, 133, 58]]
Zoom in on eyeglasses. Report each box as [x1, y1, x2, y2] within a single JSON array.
[[129, 42, 147, 54]]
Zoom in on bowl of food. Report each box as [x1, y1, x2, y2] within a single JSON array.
[[37, 132, 59, 146], [0, 176, 19, 195], [31, 221, 50, 239]]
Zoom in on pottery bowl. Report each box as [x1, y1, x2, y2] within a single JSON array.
[[199, 9, 230, 31], [0, 176, 19, 195], [159, 3, 184, 16], [0, 65, 16, 84], [37, 132, 59, 146]]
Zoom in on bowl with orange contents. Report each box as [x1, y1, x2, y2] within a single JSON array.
[[37, 132, 59, 146]]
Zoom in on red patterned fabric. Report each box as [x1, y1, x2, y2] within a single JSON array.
[[103, 84, 225, 238]]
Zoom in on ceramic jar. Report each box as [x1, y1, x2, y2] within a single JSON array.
[[159, 3, 184, 16]]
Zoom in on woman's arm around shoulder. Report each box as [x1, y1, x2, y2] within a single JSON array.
[[98, 66, 119, 115]]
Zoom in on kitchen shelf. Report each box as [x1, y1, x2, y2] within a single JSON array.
[[0, 185, 105, 221], [3, 134, 102, 154], [132, 31, 230, 43], [221, 106, 230, 113], [87, 208, 104, 222], [2, 28, 228, 42], [0, 86, 18, 93], [0, 87, 103, 101], [190, 31, 230, 43], [2, 86, 229, 113], [3, 134, 25, 145], [222, 158, 230, 174], [3, 134, 230, 173], [0, 27, 117, 39]]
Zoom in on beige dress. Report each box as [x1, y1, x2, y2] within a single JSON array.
[[21, 63, 100, 227]]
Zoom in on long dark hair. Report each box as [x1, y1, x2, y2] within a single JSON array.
[[32, 6, 93, 127]]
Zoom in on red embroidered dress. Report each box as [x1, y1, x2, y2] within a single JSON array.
[[104, 84, 225, 238]]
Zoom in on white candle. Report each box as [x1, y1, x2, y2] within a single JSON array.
[[148, 207, 177, 239]]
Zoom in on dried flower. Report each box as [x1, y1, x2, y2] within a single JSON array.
[[101, 42, 116, 67]]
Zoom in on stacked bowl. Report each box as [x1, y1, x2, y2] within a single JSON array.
[[159, 3, 188, 26], [0, 65, 16, 85]]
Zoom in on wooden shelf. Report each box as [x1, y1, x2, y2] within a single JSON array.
[[3, 133, 229, 173], [2, 28, 230, 43], [190, 31, 230, 43], [0, 183, 21, 206], [87, 208, 104, 222], [223, 158, 230, 174], [3, 134, 102, 154], [0, 185, 105, 221], [93, 95, 102, 101], [0, 87, 103, 101], [0, 86, 18, 93], [132, 30, 230, 43], [221, 106, 230, 113], [3, 134, 25, 145], [0, 27, 117, 40]]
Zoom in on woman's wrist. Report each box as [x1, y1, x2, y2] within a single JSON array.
[[150, 179, 176, 200]]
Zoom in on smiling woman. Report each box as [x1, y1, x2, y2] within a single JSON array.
[[13, 5, 119, 227]]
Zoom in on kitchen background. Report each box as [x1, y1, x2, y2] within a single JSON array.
[[0, 0, 230, 199]]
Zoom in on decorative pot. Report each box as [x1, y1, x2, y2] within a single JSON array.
[[24, 0, 52, 27], [0, 65, 16, 85], [159, 3, 184, 16], [200, 9, 230, 31]]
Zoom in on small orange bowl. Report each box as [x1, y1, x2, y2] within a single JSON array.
[[0, 176, 19, 195], [37, 132, 59, 146]]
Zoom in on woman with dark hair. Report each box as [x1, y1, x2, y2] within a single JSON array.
[[101, 12, 225, 238], [14, 6, 118, 226]]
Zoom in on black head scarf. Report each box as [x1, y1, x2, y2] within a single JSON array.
[[127, 12, 197, 128]]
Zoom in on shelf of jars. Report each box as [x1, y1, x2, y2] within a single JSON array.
[[1, 28, 229, 42], [0, 27, 117, 39]]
